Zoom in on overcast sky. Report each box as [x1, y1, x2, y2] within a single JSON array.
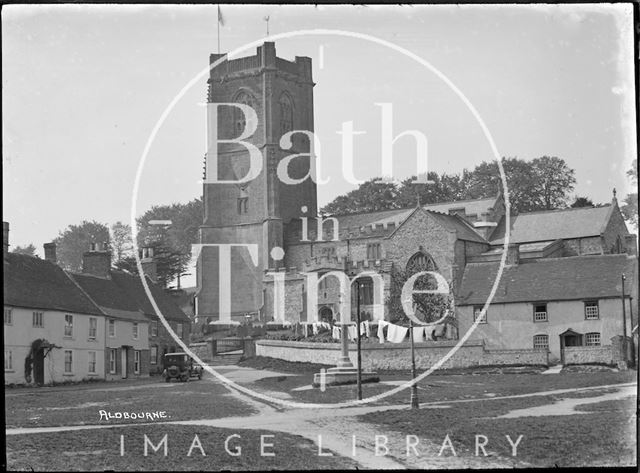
[[3, 4, 636, 269]]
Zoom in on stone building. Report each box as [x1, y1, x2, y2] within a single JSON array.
[[195, 43, 637, 363]]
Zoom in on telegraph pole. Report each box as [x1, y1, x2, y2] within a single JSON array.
[[621, 274, 628, 364], [409, 319, 419, 409], [356, 281, 362, 400]]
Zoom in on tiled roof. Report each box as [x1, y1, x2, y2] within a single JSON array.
[[489, 205, 612, 244], [70, 271, 189, 322], [285, 197, 495, 244], [457, 254, 636, 306], [3, 252, 102, 315]]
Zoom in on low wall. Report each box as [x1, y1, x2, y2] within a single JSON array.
[[563, 346, 614, 365], [189, 341, 213, 361], [255, 340, 548, 370]]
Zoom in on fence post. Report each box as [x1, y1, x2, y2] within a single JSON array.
[[211, 338, 217, 356]]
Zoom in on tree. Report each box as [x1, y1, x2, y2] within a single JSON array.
[[530, 156, 576, 210], [395, 171, 471, 207], [110, 221, 134, 265], [135, 198, 203, 287], [621, 159, 638, 229], [386, 266, 454, 328], [12, 243, 37, 256], [571, 196, 594, 208], [321, 178, 400, 215], [53, 221, 110, 272]]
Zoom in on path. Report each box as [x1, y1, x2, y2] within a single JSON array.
[[7, 368, 636, 469]]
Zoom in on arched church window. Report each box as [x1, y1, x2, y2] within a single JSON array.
[[406, 251, 437, 274], [233, 91, 255, 136], [279, 93, 293, 136]]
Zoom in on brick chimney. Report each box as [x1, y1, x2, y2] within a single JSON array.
[[82, 242, 111, 278], [43, 242, 57, 264], [505, 243, 520, 266], [141, 247, 157, 283], [3, 221, 8, 253]]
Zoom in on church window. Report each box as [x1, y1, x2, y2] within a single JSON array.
[[406, 252, 437, 274], [237, 197, 248, 214], [234, 91, 255, 136], [367, 243, 382, 260], [279, 93, 293, 136], [354, 277, 374, 305]]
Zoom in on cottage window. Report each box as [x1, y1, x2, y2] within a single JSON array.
[[64, 350, 73, 373], [584, 301, 599, 320], [89, 317, 97, 339], [32, 311, 44, 328], [533, 304, 548, 322], [585, 332, 601, 346], [108, 319, 116, 337], [4, 349, 13, 371], [132, 323, 139, 340], [134, 350, 141, 374], [4, 308, 12, 325], [150, 346, 158, 365], [473, 306, 487, 324], [151, 320, 158, 337], [176, 323, 184, 339], [109, 349, 117, 374], [88, 351, 97, 374], [533, 334, 549, 349], [64, 314, 73, 337]]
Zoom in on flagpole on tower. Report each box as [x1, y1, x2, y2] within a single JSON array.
[[217, 5, 225, 53]]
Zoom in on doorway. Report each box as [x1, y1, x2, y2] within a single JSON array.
[[33, 348, 45, 385], [121, 347, 128, 379], [559, 329, 583, 364]]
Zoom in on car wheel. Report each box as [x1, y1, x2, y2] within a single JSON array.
[[180, 374, 188, 382]]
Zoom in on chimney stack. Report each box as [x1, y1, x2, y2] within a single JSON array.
[[44, 242, 57, 264], [82, 242, 111, 278], [141, 247, 157, 283], [3, 222, 8, 253], [506, 243, 520, 266]]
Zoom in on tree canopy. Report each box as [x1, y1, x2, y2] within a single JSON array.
[[621, 158, 638, 229], [320, 156, 578, 215], [11, 243, 37, 257], [53, 220, 111, 272]]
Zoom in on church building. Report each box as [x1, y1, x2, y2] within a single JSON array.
[[195, 43, 637, 363]]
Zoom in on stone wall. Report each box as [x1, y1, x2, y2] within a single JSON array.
[[255, 339, 548, 370], [563, 346, 614, 365], [189, 342, 214, 362]]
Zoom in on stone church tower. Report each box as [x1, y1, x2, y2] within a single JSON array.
[[196, 42, 316, 324]]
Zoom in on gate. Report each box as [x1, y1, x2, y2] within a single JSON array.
[[213, 337, 245, 355]]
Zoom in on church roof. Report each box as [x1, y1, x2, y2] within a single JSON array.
[[3, 252, 102, 315], [457, 253, 635, 306], [285, 196, 497, 244], [489, 205, 613, 245]]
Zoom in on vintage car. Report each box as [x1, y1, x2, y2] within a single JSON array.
[[162, 353, 203, 382]]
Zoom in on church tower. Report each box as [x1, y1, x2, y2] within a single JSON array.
[[196, 42, 316, 324]]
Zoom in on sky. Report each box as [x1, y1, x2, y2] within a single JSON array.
[[3, 4, 637, 277]]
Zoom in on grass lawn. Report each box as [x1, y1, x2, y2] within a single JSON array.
[[5, 425, 359, 471], [360, 393, 636, 468], [5, 377, 256, 429], [242, 356, 637, 406]]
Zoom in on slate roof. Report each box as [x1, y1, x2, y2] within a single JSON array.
[[70, 271, 189, 322], [489, 205, 612, 244], [3, 252, 102, 315], [285, 197, 495, 244], [457, 254, 636, 306]]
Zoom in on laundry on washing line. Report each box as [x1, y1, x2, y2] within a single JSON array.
[[412, 326, 426, 343], [332, 326, 341, 340], [386, 324, 408, 343], [376, 320, 389, 344], [347, 325, 357, 341]]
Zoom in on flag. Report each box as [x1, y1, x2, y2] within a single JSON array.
[[217, 5, 225, 26]]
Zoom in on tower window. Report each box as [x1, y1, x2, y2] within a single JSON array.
[[237, 197, 248, 214], [234, 91, 254, 135], [279, 93, 293, 136]]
